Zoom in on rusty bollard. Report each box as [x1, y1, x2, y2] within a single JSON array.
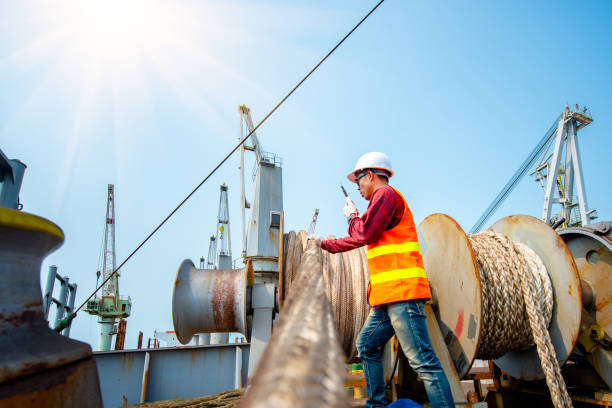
[[0, 208, 102, 407]]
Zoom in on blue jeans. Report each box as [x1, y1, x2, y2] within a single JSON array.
[[355, 300, 454, 408]]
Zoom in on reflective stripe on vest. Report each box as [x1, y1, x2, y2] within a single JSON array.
[[366, 187, 431, 306], [369, 267, 427, 285], [367, 241, 421, 259]]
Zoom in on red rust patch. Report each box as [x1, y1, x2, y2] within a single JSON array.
[[211, 272, 238, 331], [454, 308, 464, 339]]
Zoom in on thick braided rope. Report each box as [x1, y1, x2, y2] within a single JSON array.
[[282, 231, 370, 359], [469, 231, 572, 408]]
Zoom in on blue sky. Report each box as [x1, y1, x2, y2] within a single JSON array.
[[1, 0, 611, 349]]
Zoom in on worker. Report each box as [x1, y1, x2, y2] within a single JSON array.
[[309, 152, 454, 408]]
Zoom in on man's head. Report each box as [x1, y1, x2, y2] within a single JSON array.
[[347, 152, 393, 200], [353, 168, 390, 200]]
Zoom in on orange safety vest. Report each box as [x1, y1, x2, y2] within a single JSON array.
[[367, 188, 431, 306]]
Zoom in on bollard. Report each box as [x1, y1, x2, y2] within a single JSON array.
[[0, 208, 102, 407]]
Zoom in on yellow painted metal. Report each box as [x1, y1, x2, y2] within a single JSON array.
[[0, 207, 64, 242], [579, 324, 605, 353]]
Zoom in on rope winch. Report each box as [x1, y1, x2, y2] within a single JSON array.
[[468, 230, 571, 407], [281, 230, 370, 359], [419, 213, 583, 408]]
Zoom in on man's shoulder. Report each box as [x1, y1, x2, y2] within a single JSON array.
[[374, 185, 400, 200]]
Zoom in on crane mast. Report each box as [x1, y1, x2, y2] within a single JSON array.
[[216, 183, 232, 269], [84, 184, 132, 351], [103, 185, 118, 296]]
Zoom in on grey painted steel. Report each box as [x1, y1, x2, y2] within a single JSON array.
[[42, 266, 78, 336], [172, 260, 251, 343], [216, 184, 232, 259], [99, 317, 114, 351], [54, 276, 70, 328], [140, 351, 150, 403], [541, 115, 566, 223], [0, 148, 26, 210], [93, 344, 249, 408], [247, 283, 276, 377], [245, 163, 283, 273], [218, 254, 232, 269], [211, 332, 230, 344], [539, 106, 596, 226], [43, 265, 57, 319], [63, 282, 77, 337], [206, 235, 216, 269], [559, 223, 612, 388], [0, 208, 101, 406]]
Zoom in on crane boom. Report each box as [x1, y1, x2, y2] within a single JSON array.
[[469, 117, 559, 233]]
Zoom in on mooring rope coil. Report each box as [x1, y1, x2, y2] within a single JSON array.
[[241, 245, 350, 408], [282, 231, 370, 360], [469, 230, 572, 408]]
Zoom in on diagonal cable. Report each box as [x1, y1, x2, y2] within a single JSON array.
[[57, 0, 386, 331]]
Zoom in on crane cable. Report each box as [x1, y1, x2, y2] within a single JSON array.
[[55, 0, 387, 332]]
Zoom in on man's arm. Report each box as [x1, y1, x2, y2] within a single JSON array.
[[321, 186, 400, 254]]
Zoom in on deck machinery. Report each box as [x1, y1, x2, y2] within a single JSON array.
[[171, 105, 611, 407], [172, 105, 282, 375]]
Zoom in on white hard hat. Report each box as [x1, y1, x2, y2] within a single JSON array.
[[347, 152, 393, 183]]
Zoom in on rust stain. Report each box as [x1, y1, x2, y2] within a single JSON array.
[[189, 350, 198, 370], [120, 353, 135, 373], [596, 298, 612, 311], [211, 271, 238, 332]]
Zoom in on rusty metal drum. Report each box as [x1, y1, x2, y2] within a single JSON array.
[[172, 259, 253, 344], [559, 222, 612, 334]]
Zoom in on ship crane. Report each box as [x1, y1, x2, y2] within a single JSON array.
[[202, 184, 232, 270], [84, 184, 132, 351], [471, 104, 598, 233]]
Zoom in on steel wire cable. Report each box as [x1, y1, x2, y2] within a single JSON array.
[[58, 0, 386, 329]]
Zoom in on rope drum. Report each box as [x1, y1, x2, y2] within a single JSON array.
[[281, 230, 370, 359], [469, 231, 554, 358], [282, 223, 574, 408], [467, 230, 571, 408]]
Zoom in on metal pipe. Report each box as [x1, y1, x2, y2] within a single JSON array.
[[140, 351, 151, 403], [234, 346, 243, 389], [54, 276, 69, 328], [99, 318, 115, 351], [239, 111, 247, 257], [63, 283, 77, 337], [43, 265, 57, 320]]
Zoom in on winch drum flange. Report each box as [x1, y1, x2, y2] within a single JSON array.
[[417, 213, 582, 380], [172, 259, 254, 344]]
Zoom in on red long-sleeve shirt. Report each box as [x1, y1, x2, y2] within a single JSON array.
[[321, 185, 404, 253]]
